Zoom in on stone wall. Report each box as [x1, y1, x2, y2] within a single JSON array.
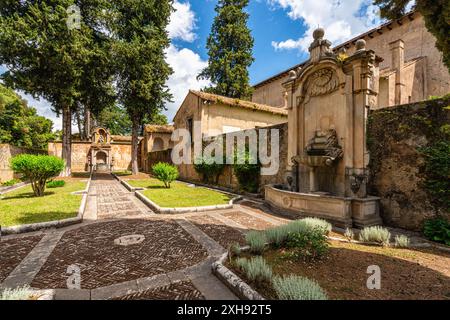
[[0, 144, 46, 182], [147, 149, 173, 173], [48, 142, 133, 172], [176, 122, 288, 194], [368, 97, 450, 230]]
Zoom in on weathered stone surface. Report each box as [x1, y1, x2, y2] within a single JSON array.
[[368, 99, 450, 230]]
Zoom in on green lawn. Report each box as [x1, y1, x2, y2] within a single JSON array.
[[0, 181, 86, 227], [127, 178, 232, 208]]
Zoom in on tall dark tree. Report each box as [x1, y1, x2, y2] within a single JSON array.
[[198, 0, 254, 99], [0, 0, 112, 175], [110, 0, 173, 174], [373, 0, 450, 72]]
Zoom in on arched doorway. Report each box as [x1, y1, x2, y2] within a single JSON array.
[[95, 151, 109, 172], [152, 138, 164, 152]]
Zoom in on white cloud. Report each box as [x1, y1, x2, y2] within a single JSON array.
[[164, 44, 209, 121], [270, 0, 383, 52], [167, 1, 197, 42], [19, 92, 63, 131], [163, 1, 209, 122]]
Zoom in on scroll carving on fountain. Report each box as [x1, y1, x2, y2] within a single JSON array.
[[264, 28, 383, 228]]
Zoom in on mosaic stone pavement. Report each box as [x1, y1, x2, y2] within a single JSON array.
[[0, 173, 289, 300]]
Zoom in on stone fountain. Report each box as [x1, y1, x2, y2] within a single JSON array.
[[265, 28, 382, 228]]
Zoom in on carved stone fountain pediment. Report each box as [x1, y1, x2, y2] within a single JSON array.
[[265, 28, 382, 228]]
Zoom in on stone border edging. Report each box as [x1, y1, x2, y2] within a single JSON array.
[[328, 235, 450, 253], [0, 182, 30, 195], [136, 190, 242, 214], [121, 179, 145, 192], [212, 251, 265, 301], [0, 174, 92, 236]]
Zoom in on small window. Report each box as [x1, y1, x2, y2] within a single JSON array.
[[187, 118, 193, 138]]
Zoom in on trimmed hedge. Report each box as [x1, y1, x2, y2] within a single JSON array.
[[10, 154, 64, 197]]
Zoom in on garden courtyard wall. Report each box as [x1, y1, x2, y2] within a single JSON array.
[[155, 98, 449, 231], [0, 144, 46, 183]]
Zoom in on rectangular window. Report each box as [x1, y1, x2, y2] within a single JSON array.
[[187, 118, 193, 138]]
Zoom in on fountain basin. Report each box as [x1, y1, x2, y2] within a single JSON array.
[[265, 185, 382, 228], [297, 154, 337, 167]]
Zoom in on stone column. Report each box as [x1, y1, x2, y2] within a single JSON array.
[[390, 39, 406, 105]]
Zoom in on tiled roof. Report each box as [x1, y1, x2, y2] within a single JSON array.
[[253, 10, 418, 88], [144, 124, 174, 133], [189, 90, 288, 116]]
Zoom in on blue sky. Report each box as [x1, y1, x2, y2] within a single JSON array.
[[2, 0, 392, 130]]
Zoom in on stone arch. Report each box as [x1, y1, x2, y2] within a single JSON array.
[[96, 151, 107, 164], [152, 137, 164, 152]]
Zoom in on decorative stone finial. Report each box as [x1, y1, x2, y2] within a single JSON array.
[[313, 28, 325, 40], [289, 70, 297, 80], [355, 39, 366, 51], [309, 27, 332, 62], [338, 47, 347, 55]]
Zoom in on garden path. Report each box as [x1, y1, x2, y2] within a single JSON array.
[[0, 173, 289, 300]]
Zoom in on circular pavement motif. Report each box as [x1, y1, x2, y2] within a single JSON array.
[[31, 219, 208, 289]]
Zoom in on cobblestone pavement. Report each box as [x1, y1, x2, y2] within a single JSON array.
[[0, 173, 289, 300], [0, 235, 43, 282], [113, 281, 204, 300]]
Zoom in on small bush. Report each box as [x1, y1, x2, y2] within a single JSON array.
[[1, 179, 20, 186], [245, 231, 267, 254], [232, 149, 260, 193], [265, 226, 290, 247], [151, 162, 178, 188], [359, 226, 391, 246], [423, 217, 450, 246], [300, 217, 332, 235], [0, 286, 33, 300], [394, 235, 410, 248], [272, 275, 328, 300], [194, 155, 225, 184], [235, 256, 272, 283], [344, 228, 354, 241], [10, 154, 65, 197], [229, 242, 241, 257], [285, 228, 329, 260], [46, 180, 66, 188]]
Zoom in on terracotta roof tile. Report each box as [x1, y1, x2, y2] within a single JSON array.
[[189, 90, 288, 116]]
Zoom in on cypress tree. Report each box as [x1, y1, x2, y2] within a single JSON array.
[[198, 0, 254, 99]]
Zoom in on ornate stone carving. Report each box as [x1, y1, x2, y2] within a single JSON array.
[[298, 68, 339, 105], [306, 129, 343, 159]]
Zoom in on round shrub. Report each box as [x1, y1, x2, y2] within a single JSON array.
[[151, 162, 178, 188], [394, 235, 410, 248], [235, 256, 272, 284], [359, 226, 391, 246], [285, 228, 329, 260], [272, 275, 328, 300], [10, 154, 65, 197], [245, 231, 267, 254], [300, 217, 332, 235]]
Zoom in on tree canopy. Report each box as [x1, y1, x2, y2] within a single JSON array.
[[0, 84, 55, 149], [0, 0, 114, 175], [373, 0, 450, 72], [198, 0, 254, 99], [109, 0, 174, 174]]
